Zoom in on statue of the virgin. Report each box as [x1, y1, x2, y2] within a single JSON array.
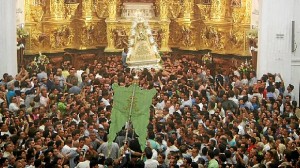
[[126, 17, 161, 69]]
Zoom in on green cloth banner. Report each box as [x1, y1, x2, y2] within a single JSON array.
[[108, 83, 157, 150]]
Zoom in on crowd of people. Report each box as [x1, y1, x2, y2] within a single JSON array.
[[0, 54, 299, 168]]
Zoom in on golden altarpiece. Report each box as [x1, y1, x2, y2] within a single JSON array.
[[23, 0, 252, 56]]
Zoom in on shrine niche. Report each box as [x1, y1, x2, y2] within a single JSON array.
[[23, 0, 253, 56]]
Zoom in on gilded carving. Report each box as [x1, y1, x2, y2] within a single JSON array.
[[82, 0, 93, 18], [80, 24, 98, 46], [23, 0, 252, 55], [160, 23, 171, 51], [211, 0, 226, 21], [94, 0, 108, 18], [183, 0, 193, 19], [202, 26, 224, 49], [106, 25, 115, 49], [107, 0, 117, 20], [231, 0, 241, 7], [113, 28, 128, 49], [152, 29, 162, 49], [30, 27, 47, 49], [169, 21, 181, 45], [25, 0, 32, 22], [50, 25, 73, 48], [50, 0, 65, 19], [202, 0, 211, 5], [96, 22, 107, 44], [232, 7, 244, 23], [197, 4, 211, 20], [229, 29, 243, 49], [30, 5, 44, 22], [65, 3, 79, 19], [242, 0, 252, 23], [181, 26, 194, 47], [168, 0, 182, 19], [159, 0, 168, 21]]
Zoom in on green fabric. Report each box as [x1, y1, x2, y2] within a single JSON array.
[[57, 102, 66, 115], [208, 159, 219, 168], [108, 83, 156, 151]]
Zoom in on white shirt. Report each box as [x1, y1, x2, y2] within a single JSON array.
[[9, 102, 19, 113], [75, 160, 90, 168], [238, 124, 245, 135], [101, 97, 110, 107], [180, 99, 193, 109], [169, 106, 175, 115], [263, 143, 270, 152], [61, 145, 72, 155], [40, 95, 49, 107], [144, 159, 159, 168], [191, 154, 201, 162], [151, 149, 158, 160], [165, 145, 179, 160]]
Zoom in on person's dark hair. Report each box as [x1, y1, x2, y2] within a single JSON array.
[[208, 150, 214, 159], [250, 137, 256, 144], [148, 131, 155, 140], [191, 162, 198, 168], [284, 150, 293, 162], [34, 159, 42, 167], [144, 147, 153, 159], [104, 158, 113, 166], [224, 150, 231, 158], [202, 147, 208, 155], [89, 158, 99, 168], [158, 152, 165, 160], [135, 159, 145, 168], [213, 148, 220, 157], [219, 153, 226, 162], [72, 129, 80, 137], [168, 137, 175, 145], [218, 143, 226, 153], [55, 140, 62, 148]]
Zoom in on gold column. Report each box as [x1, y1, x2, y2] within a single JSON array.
[[159, 0, 168, 21], [176, 0, 196, 50], [104, 22, 118, 52], [210, 0, 227, 22], [24, 0, 46, 55], [160, 22, 171, 52], [81, 0, 93, 20], [243, 0, 251, 24], [107, 0, 117, 21], [159, 0, 171, 52], [49, 0, 65, 20], [104, 0, 118, 52], [183, 0, 194, 20]]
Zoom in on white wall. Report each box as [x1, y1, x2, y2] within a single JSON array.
[[291, 0, 300, 105], [0, 0, 18, 77], [258, 0, 299, 103]]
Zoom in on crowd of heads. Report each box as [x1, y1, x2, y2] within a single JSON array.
[[0, 55, 299, 168]]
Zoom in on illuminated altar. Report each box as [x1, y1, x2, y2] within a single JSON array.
[[22, 0, 252, 56]]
